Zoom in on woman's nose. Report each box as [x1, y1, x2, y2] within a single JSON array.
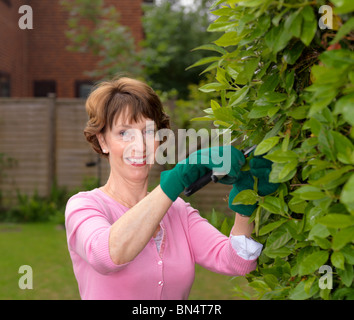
[[131, 130, 146, 153]]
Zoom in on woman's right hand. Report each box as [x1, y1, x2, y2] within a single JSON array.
[[160, 146, 246, 202]]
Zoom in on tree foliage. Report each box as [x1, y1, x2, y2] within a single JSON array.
[[141, 0, 216, 97], [60, 0, 216, 97], [191, 0, 354, 299], [60, 0, 143, 79]]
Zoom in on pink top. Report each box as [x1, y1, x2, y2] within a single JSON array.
[[65, 188, 259, 300]]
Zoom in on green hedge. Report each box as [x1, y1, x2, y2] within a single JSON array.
[[191, 0, 354, 299]]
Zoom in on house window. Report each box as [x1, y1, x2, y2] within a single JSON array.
[[0, 72, 11, 97], [34, 80, 56, 97], [75, 81, 94, 98]]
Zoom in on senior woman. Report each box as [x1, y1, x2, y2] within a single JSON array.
[[65, 77, 278, 300]]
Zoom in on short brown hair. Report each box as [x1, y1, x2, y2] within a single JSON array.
[[84, 77, 170, 156]]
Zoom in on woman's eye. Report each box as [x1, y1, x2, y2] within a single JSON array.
[[119, 130, 132, 139], [145, 129, 155, 136]]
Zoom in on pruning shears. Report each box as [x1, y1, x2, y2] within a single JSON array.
[[184, 145, 257, 197]]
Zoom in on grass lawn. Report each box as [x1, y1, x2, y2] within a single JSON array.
[[0, 223, 249, 300]]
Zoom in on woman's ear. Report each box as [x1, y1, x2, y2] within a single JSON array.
[[97, 133, 109, 154]]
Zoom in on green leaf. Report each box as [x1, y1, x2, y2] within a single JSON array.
[[332, 226, 354, 250], [191, 116, 215, 122], [283, 41, 305, 65], [331, 0, 354, 14], [232, 189, 258, 205], [259, 218, 288, 236], [186, 56, 221, 71], [211, 99, 221, 110], [292, 186, 326, 200], [236, 57, 260, 84], [259, 196, 287, 215], [254, 136, 280, 155], [288, 196, 308, 214], [317, 214, 354, 229], [262, 246, 293, 259], [265, 22, 293, 54], [229, 86, 250, 107], [199, 82, 228, 93], [192, 43, 228, 55], [237, 0, 264, 7], [220, 217, 231, 236], [285, 70, 295, 93], [289, 279, 319, 300], [308, 224, 330, 240], [298, 250, 329, 276], [341, 174, 354, 214], [258, 73, 280, 96], [334, 93, 354, 126], [284, 9, 303, 38], [287, 106, 309, 120], [264, 150, 298, 163], [213, 107, 235, 122], [331, 251, 345, 270], [300, 7, 317, 46], [337, 263, 354, 287], [318, 129, 336, 162], [266, 225, 292, 250], [332, 131, 354, 165], [263, 274, 279, 290], [214, 31, 243, 47], [269, 161, 297, 183], [308, 166, 353, 190], [248, 104, 271, 119], [342, 246, 354, 264]]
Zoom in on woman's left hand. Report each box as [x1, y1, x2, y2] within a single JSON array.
[[228, 155, 279, 216]]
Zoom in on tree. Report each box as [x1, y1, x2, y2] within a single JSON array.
[[140, 0, 217, 98], [60, 0, 143, 80], [191, 0, 354, 300]]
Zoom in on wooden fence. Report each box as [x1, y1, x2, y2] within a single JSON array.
[[0, 97, 233, 215]]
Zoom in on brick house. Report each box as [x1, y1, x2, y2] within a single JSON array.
[[0, 0, 150, 98]]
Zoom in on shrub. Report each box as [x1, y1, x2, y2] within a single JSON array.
[[191, 0, 354, 299]]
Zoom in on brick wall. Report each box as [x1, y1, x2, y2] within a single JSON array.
[[0, 0, 144, 98], [0, 0, 30, 96]]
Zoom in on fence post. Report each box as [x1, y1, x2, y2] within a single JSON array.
[[47, 93, 56, 196]]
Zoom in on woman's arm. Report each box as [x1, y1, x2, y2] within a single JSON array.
[[230, 213, 254, 238], [108, 185, 172, 265]]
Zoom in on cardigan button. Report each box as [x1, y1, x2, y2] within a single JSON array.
[[158, 281, 164, 286], [158, 260, 163, 265]]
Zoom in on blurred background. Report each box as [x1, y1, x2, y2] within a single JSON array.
[[0, 0, 247, 300]]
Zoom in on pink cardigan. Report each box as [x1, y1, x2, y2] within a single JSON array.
[[65, 188, 258, 300]]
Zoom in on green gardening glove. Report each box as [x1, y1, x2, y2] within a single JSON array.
[[228, 155, 279, 216], [160, 146, 245, 202], [228, 171, 257, 216], [250, 155, 279, 196]]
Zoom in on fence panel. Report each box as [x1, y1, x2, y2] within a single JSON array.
[[0, 98, 232, 215]]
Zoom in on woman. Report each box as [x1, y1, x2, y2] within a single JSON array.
[[65, 77, 276, 300]]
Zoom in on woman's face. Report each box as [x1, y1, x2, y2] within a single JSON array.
[[98, 111, 159, 183]]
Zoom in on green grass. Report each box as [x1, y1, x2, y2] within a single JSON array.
[[0, 223, 249, 300]]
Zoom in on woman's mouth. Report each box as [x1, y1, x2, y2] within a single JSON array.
[[125, 157, 147, 166]]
